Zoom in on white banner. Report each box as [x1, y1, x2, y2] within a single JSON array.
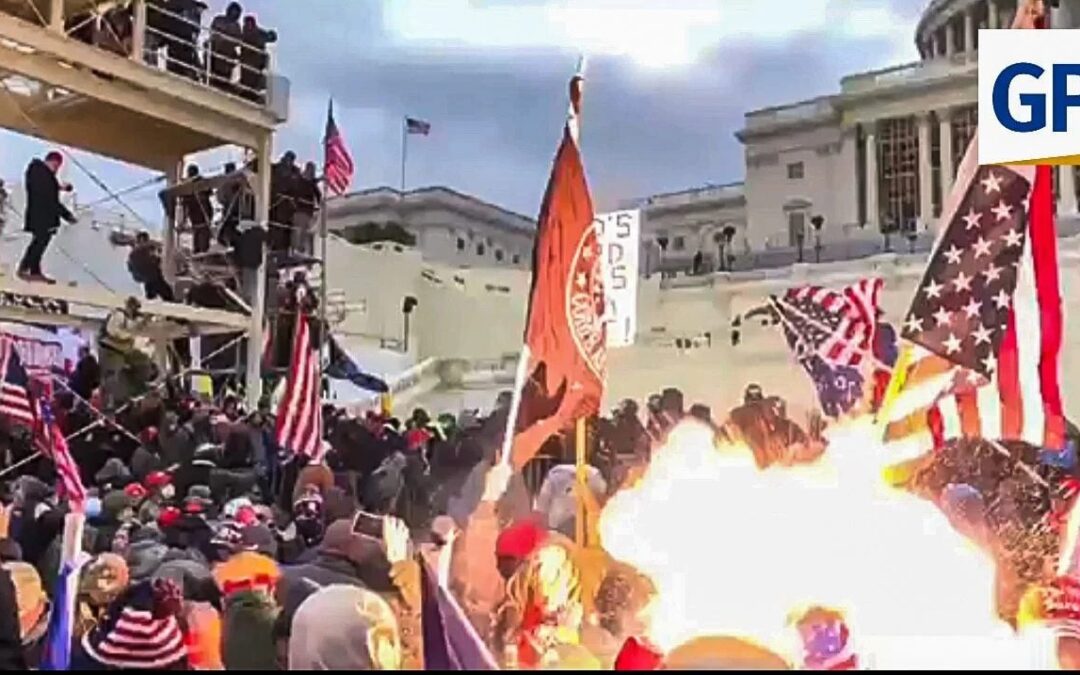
[[595, 209, 640, 347]]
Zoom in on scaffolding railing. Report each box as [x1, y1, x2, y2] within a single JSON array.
[[19, 0, 279, 106]]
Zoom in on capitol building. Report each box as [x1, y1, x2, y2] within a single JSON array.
[[638, 0, 1080, 277]]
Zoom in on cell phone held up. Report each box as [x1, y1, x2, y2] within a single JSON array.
[[352, 511, 383, 538]]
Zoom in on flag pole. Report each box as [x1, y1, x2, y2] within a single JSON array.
[[575, 416, 588, 548], [400, 117, 408, 193], [498, 55, 588, 477]]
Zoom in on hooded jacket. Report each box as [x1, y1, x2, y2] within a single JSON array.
[[222, 590, 279, 670]]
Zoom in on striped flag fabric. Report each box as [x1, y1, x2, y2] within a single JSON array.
[[274, 311, 324, 463], [406, 117, 432, 136], [36, 392, 87, 509], [323, 100, 355, 197], [883, 1, 1063, 452], [775, 278, 882, 368], [0, 337, 34, 426]]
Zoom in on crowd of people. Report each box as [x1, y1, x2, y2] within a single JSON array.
[[66, 1, 278, 103], [0, 341, 1077, 669]]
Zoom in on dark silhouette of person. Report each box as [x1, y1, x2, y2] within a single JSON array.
[[181, 164, 214, 254], [208, 2, 242, 91], [238, 14, 277, 102], [127, 231, 175, 301], [18, 151, 75, 284], [164, 0, 207, 80]]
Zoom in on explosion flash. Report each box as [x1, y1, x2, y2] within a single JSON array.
[[599, 418, 1056, 668]]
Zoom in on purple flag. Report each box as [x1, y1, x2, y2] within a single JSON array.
[[420, 561, 497, 670]]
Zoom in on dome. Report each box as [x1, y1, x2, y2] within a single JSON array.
[[915, 0, 1080, 61]]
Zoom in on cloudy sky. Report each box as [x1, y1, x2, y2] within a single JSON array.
[[2, 0, 928, 222]]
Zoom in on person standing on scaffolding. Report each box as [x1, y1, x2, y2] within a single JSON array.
[[18, 151, 75, 284], [208, 2, 243, 92]]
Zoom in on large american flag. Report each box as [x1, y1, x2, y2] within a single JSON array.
[[773, 278, 883, 368], [884, 1, 1063, 451], [36, 393, 87, 509], [274, 311, 324, 463], [323, 100, 354, 197], [0, 338, 34, 426], [885, 160, 1063, 450]]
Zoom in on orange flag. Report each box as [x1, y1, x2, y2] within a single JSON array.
[[511, 73, 606, 468]]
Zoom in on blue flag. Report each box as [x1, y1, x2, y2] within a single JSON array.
[[41, 561, 78, 671], [325, 335, 389, 393]]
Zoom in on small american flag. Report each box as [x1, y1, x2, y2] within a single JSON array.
[[274, 311, 324, 463], [36, 394, 87, 510], [323, 100, 355, 197], [0, 338, 34, 426], [774, 278, 882, 368], [772, 296, 864, 419], [406, 117, 431, 136]]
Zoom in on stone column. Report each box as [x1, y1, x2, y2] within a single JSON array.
[[964, 8, 976, 54], [865, 128, 879, 229], [934, 31, 945, 57], [988, 0, 999, 29], [938, 108, 955, 197], [917, 113, 934, 226], [945, 20, 956, 56], [1060, 166, 1078, 215]]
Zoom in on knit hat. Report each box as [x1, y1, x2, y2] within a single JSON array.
[[79, 553, 130, 608], [212, 551, 280, 598], [81, 578, 188, 669], [792, 606, 858, 670], [496, 519, 548, 560], [124, 482, 149, 502], [238, 525, 278, 559], [156, 506, 182, 530], [4, 562, 46, 639], [144, 471, 171, 490]]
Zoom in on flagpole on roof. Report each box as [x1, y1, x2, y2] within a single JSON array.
[[498, 55, 589, 477]]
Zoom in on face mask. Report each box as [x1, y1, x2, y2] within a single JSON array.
[[160, 485, 175, 500]]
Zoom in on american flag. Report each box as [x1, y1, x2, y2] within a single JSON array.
[[0, 338, 34, 426], [885, 160, 1063, 450], [883, 0, 1062, 451], [406, 117, 432, 136], [274, 311, 324, 463], [773, 278, 883, 368], [772, 296, 864, 419], [36, 393, 87, 509], [323, 100, 355, 197]]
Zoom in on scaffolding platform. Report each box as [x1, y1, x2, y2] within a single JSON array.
[[0, 272, 251, 339]]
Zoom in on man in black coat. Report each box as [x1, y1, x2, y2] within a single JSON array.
[[18, 151, 75, 284]]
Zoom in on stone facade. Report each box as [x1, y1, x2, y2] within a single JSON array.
[[325, 186, 535, 270], [646, 0, 1080, 277]]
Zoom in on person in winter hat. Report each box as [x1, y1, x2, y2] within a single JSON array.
[[791, 606, 859, 671], [288, 584, 402, 670], [76, 553, 129, 639], [213, 551, 281, 670], [292, 485, 326, 548], [3, 562, 49, 667], [74, 578, 188, 670]]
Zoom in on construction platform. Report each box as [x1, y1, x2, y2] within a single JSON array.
[[0, 0, 287, 404]]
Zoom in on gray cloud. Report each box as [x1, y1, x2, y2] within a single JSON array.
[[0, 0, 925, 224]]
